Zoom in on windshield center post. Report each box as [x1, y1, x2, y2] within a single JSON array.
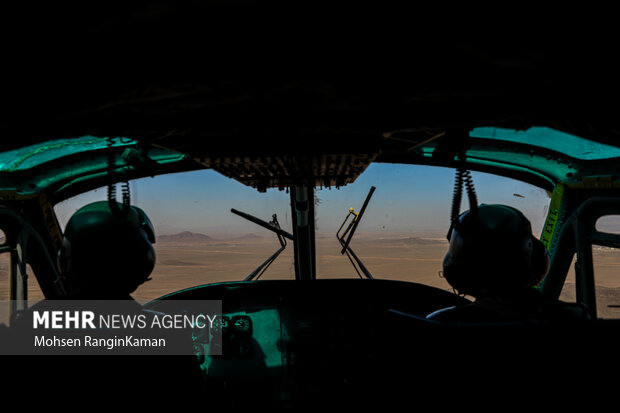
[[290, 184, 316, 280]]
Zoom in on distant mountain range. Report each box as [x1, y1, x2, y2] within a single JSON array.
[[376, 236, 447, 245], [238, 233, 262, 240], [157, 231, 214, 243], [155, 231, 450, 245], [156, 231, 263, 243]]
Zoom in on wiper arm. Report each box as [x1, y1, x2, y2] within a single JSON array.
[[336, 186, 376, 279], [339, 186, 375, 254], [231, 208, 293, 240], [231, 209, 289, 281]]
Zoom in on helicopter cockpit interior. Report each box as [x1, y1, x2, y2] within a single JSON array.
[[2, 122, 620, 407], [3, 10, 620, 405]]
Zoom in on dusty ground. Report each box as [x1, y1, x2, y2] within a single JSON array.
[[136, 236, 453, 301], [0, 236, 619, 319]]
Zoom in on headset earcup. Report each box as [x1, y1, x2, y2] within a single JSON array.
[[442, 250, 484, 296], [443, 220, 482, 296], [115, 220, 156, 290], [138, 237, 156, 283]]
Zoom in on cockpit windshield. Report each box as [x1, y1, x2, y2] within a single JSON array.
[[51, 164, 551, 303]]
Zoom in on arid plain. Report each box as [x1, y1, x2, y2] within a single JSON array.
[[1, 232, 619, 319]]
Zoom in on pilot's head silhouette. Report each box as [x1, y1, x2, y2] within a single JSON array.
[[442, 204, 549, 298], [58, 201, 156, 298]]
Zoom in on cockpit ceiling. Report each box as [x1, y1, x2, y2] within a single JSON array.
[[5, 77, 620, 193], [6, 4, 620, 167]]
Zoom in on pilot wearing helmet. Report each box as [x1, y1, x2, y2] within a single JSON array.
[[51, 201, 202, 397], [427, 204, 552, 323], [58, 200, 156, 300]]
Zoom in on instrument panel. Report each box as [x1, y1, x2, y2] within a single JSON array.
[[146, 279, 470, 386]]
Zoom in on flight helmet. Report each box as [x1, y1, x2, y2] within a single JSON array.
[[58, 201, 156, 297], [442, 204, 549, 297]]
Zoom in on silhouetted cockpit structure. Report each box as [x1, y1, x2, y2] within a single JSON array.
[[2, 10, 620, 407]]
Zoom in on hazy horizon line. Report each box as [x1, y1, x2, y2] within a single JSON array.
[[155, 228, 451, 239]]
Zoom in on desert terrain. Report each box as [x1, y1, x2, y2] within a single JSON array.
[[138, 232, 454, 301], [0, 232, 619, 320]]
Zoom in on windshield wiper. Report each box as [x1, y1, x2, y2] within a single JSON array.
[[336, 186, 376, 279], [231, 209, 290, 281]]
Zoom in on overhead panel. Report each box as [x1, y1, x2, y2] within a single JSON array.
[[202, 153, 378, 192]]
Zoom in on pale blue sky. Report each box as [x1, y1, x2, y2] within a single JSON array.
[[54, 163, 551, 238]]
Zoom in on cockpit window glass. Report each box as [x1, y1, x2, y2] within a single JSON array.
[[593, 215, 620, 319], [53, 165, 551, 301], [315, 163, 550, 289], [54, 170, 294, 303]]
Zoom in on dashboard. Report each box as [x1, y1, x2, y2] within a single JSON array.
[[143, 278, 470, 404]]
